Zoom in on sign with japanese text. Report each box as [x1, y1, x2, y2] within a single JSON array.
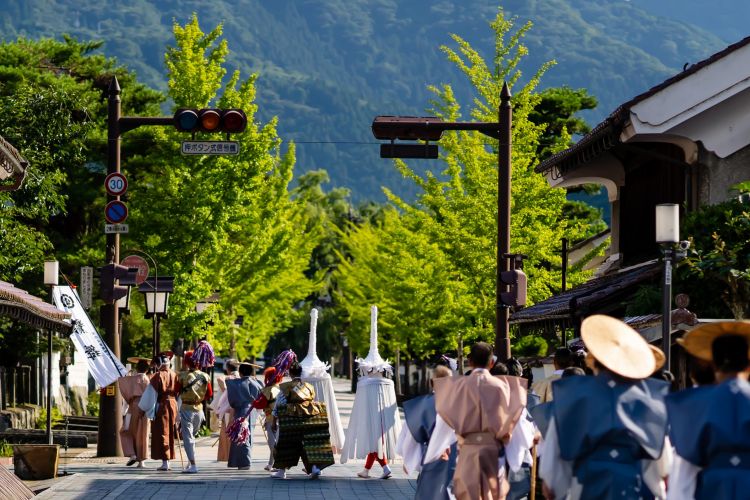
[[181, 141, 240, 155], [104, 223, 129, 234], [80, 266, 93, 310], [51, 286, 126, 387]]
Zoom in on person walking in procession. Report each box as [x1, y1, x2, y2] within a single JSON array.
[[396, 364, 456, 500], [139, 351, 180, 471], [341, 305, 402, 479], [424, 342, 527, 500], [270, 359, 335, 479], [666, 321, 750, 500], [177, 348, 213, 474], [251, 365, 284, 471], [539, 315, 671, 500], [118, 357, 151, 468], [211, 358, 239, 462], [226, 362, 263, 470]]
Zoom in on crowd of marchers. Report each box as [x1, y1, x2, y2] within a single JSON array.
[[116, 307, 750, 500]]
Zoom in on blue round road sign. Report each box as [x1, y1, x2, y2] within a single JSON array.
[[105, 200, 128, 224]]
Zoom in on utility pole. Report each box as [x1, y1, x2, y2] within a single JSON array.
[[99, 77, 172, 457], [98, 77, 122, 457], [495, 82, 512, 361], [371, 81, 520, 362]]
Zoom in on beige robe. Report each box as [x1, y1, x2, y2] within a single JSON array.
[[214, 373, 239, 461], [433, 370, 527, 500], [531, 373, 561, 403], [118, 373, 150, 461]]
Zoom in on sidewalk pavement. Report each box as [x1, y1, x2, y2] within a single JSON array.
[[33, 377, 416, 499]]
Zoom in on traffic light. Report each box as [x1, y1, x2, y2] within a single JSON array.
[[500, 269, 527, 307], [100, 264, 137, 302], [173, 108, 247, 134]]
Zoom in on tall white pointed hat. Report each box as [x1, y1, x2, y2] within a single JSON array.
[[300, 308, 330, 378], [356, 305, 392, 376]]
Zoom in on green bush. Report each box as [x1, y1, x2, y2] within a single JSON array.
[[0, 440, 13, 457], [87, 391, 100, 417], [36, 407, 64, 430], [514, 335, 549, 357]]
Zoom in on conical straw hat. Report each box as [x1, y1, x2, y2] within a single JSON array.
[[677, 321, 750, 361], [649, 345, 665, 372], [581, 315, 654, 379], [300, 308, 329, 378], [356, 305, 392, 375]]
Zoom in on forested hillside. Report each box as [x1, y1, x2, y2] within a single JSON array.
[[0, 0, 739, 200]]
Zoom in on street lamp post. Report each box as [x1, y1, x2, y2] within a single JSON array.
[[138, 277, 174, 359], [656, 203, 680, 371], [43, 260, 58, 445], [371, 82, 518, 360]]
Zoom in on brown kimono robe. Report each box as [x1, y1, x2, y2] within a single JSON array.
[[149, 369, 179, 460], [433, 370, 527, 500], [118, 373, 150, 461]]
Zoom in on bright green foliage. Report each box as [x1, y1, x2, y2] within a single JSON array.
[[681, 198, 750, 320], [335, 208, 469, 359], [334, 11, 602, 356], [0, 36, 162, 366], [128, 16, 318, 359], [373, 11, 599, 348]]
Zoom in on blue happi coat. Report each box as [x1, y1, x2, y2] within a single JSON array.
[[403, 393, 456, 500], [226, 376, 262, 468], [667, 377, 750, 500], [551, 372, 669, 500]]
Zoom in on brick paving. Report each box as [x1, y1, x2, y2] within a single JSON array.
[[34, 377, 416, 499]]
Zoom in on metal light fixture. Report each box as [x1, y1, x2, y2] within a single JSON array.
[[655, 203, 680, 372], [655, 204, 679, 243], [43, 261, 59, 286]]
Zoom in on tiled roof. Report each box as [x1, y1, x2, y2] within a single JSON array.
[[535, 35, 750, 175], [510, 261, 661, 324], [0, 281, 72, 332]]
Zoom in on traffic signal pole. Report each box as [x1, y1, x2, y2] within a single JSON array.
[[99, 77, 122, 457], [99, 77, 172, 457], [99, 77, 245, 456], [371, 82, 516, 362], [496, 82, 512, 361]]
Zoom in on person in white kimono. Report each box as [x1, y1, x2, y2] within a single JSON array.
[[341, 306, 401, 479]]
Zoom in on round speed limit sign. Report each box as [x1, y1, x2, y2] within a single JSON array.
[[104, 172, 128, 196]]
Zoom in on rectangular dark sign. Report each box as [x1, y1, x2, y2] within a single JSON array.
[[380, 143, 439, 159]]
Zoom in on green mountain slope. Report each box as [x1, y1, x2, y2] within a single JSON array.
[[0, 0, 735, 200]]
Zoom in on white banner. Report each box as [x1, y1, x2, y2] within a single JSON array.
[[51, 286, 127, 387]]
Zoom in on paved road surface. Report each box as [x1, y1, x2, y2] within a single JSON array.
[[35, 377, 415, 499]]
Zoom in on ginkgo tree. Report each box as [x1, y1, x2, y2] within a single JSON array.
[[336, 10, 603, 354], [127, 15, 319, 359]]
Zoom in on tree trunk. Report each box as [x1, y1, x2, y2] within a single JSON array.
[[457, 334, 464, 375], [404, 357, 411, 397], [395, 348, 401, 395]]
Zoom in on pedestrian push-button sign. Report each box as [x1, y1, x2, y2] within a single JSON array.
[[105, 200, 128, 224]]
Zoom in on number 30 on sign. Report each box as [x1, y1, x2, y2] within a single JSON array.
[[104, 173, 128, 196]]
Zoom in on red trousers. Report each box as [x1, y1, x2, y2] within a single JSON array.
[[364, 452, 387, 469]]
